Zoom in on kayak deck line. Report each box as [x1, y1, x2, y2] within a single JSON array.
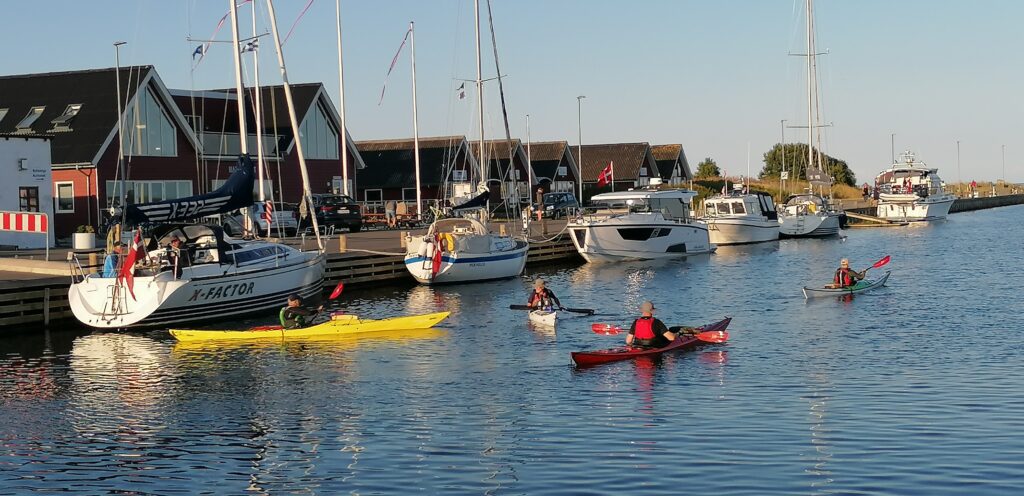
[[571, 317, 731, 367], [802, 271, 891, 299], [169, 311, 450, 342]]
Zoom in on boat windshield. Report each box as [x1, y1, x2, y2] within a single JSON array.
[[648, 198, 691, 221]]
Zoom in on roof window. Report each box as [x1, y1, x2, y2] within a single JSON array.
[[50, 104, 82, 130], [0, 108, 8, 124], [15, 106, 45, 132]]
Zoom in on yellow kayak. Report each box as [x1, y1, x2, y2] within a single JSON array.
[[169, 311, 450, 342]]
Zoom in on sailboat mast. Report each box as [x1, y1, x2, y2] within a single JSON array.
[[264, 0, 323, 251], [410, 21, 422, 221], [336, 0, 349, 197], [805, 0, 813, 180], [526, 114, 532, 192], [474, 0, 485, 184], [250, 1, 266, 208], [229, 0, 249, 155]]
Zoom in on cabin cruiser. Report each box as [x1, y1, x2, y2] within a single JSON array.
[[778, 192, 843, 238], [702, 188, 780, 245], [68, 224, 325, 328], [568, 188, 713, 262], [874, 151, 955, 221], [404, 217, 528, 284]]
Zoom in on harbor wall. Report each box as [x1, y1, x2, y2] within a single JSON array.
[[949, 194, 1024, 213]]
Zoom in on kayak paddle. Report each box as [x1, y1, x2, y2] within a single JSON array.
[[591, 323, 729, 344], [329, 281, 345, 300], [863, 255, 891, 273], [510, 304, 594, 315]]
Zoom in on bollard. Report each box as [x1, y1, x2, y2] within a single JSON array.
[[88, 252, 99, 274], [499, 224, 507, 236], [542, 218, 549, 236], [400, 231, 408, 248], [338, 234, 348, 253]]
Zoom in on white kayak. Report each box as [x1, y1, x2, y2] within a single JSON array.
[[803, 271, 891, 299], [528, 309, 557, 327]]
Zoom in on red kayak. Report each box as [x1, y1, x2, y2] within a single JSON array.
[[571, 317, 731, 367]]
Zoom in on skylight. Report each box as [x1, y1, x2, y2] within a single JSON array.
[[15, 106, 45, 131], [50, 104, 82, 128]]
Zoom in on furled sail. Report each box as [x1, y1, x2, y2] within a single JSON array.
[[451, 190, 490, 214], [806, 167, 832, 187], [123, 155, 254, 226]]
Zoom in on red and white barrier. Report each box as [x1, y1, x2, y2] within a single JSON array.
[[0, 211, 50, 259]]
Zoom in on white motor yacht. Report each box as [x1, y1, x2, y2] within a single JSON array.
[[874, 151, 955, 221], [568, 188, 713, 262], [702, 189, 780, 245]]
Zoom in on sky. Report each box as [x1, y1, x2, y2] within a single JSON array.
[[3, 0, 1022, 184]]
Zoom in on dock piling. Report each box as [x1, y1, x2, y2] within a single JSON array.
[[338, 234, 347, 253]]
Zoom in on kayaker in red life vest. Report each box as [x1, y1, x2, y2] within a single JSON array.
[[831, 258, 865, 288], [527, 278, 562, 310], [626, 301, 677, 349]]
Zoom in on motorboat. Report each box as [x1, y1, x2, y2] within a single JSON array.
[[778, 192, 843, 238], [69, 224, 325, 328], [702, 188, 780, 245], [404, 217, 528, 284], [874, 151, 955, 221], [568, 188, 713, 262]]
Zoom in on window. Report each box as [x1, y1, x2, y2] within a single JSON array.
[[55, 182, 75, 213], [731, 202, 746, 214], [19, 187, 39, 212], [557, 166, 567, 177], [16, 106, 45, 131], [298, 101, 339, 160], [639, 167, 648, 177], [514, 169, 521, 180], [364, 189, 383, 203], [123, 87, 177, 157], [402, 188, 417, 201], [50, 104, 82, 130], [106, 180, 193, 207], [185, 114, 203, 133], [0, 108, 8, 123], [452, 169, 468, 181]]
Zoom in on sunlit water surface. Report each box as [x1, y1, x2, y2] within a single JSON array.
[[2, 206, 1023, 494]]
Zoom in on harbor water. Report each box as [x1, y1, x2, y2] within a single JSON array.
[[2, 206, 1023, 494]]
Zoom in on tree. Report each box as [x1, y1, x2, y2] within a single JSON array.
[[759, 143, 856, 187], [696, 157, 721, 178]]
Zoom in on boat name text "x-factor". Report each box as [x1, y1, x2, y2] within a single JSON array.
[[187, 282, 256, 302]]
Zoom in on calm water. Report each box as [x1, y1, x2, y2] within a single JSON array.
[[2, 206, 1024, 494]]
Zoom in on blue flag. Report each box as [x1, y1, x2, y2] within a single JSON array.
[[192, 45, 204, 60]]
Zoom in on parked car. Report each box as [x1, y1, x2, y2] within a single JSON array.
[[298, 194, 362, 233], [535, 192, 579, 219], [244, 201, 299, 236]]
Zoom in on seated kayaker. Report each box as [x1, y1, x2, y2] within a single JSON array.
[[626, 301, 677, 349], [527, 278, 562, 311], [831, 258, 865, 288], [279, 294, 324, 329]]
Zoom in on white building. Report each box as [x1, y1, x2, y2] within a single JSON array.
[[0, 134, 55, 248]]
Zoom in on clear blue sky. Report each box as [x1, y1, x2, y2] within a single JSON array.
[[4, 1, 1022, 183]]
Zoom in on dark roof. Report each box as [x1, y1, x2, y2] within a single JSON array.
[[469, 139, 527, 180], [0, 66, 152, 165], [570, 142, 655, 181], [356, 136, 473, 189], [526, 141, 575, 180], [651, 144, 681, 180]]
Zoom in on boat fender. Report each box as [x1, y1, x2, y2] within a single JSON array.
[[423, 241, 435, 259], [417, 239, 430, 257]]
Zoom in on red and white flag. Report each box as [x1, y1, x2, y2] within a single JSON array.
[[118, 229, 143, 300], [261, 200, 274, 223], [597, 161, 614, 187]]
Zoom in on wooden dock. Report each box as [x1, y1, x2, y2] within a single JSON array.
[[843, 209, 908, 227]]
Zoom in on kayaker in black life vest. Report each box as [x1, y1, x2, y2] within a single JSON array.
[[831, 258, 865, 288], [279, 294, 323, 329], [527, 278, 562, 311], [626, 301, 677, 348]]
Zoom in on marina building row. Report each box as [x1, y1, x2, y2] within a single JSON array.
[[0, 65, 691, 240]]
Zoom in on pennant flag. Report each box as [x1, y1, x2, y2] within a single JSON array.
[[379, 27, 412, 106], [282, 0, 316, 45], [192, 0, 253, 69], [242, 39, 258, 53], [456, 82, 466, 100], [118, 229, 143, 301], [192, 45, 204, 60], [597, 162, 614, 187]]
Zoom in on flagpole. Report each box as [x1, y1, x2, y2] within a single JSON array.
[[526, 114, 532, 194], [250, 0, 269, 237], [410, 21, 422, 221], [610, 161, 615, 192], [336, 0, 350, 197]]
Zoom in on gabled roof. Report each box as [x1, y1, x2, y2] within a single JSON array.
[[570, 142, 657, 182], [525, 140, 578, 180], [0, 66, 199, 166], [651, 144, 692, 181], [469, 139, 529, 181], [355, 136, 477, 189]]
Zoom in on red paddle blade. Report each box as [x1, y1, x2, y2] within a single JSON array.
[[695, 330, 729, 344], [872, 255, 891, 269], [591, 323, 624, 335], [328, 282, 345, 300]]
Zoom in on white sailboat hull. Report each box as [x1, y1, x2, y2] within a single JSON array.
[[69, 251, 325, 328], [779, 212, 842, 237], [404, 239, 528, 284]]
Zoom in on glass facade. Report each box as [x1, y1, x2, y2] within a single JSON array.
[[123, 86, 177, 157], [106, 180, 193, 207], [298, 101, 339, 160]]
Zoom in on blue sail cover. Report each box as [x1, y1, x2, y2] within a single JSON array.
[[451, 189, 490, 214], [123, 155, 255, 226]]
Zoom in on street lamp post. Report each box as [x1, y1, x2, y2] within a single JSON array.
[[956, 140, 961, 197], [577, 95, 585, 206], [890, 133, 895, 163]]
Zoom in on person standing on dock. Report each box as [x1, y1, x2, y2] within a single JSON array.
[[280, 294, 324, 329], [831, 259, 865, 288], [527, 278, 562, 311], [102, 242, 126, 278], [535, 187, 544, 221], [385, 200, 398, 229], [626, 301, 677, 348]]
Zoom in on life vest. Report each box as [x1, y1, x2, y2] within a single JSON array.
[[834, 268, 855, 287], [529, 288, 553, 308], [280, 307, 307, 329], [633, 317, 656, 340]]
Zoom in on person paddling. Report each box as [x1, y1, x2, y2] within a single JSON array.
[[831, 258, 865, 288], [626, 301, 677, 349], [527, 278, 562, 311], [279, 294, 324, 329]]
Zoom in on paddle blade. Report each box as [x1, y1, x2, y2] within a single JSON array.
[[695, 330, 729, 344], [509, 304, 533, 311], [872, 255, 891, 269], [591, 323, 624, 335], [564, 307, 595, 315], [328, 282, 345, 300]]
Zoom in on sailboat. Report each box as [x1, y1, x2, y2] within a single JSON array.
[[403, 0, 528, 284], [777, 0, 844, 238], [68, 0, 326, 328]]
